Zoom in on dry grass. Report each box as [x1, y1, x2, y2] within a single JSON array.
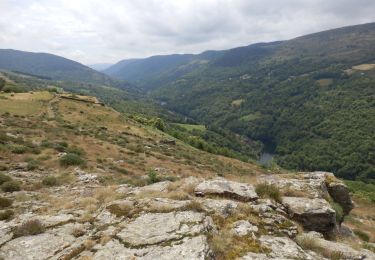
[[297, 236, 346, 260], [94, 187, 119, 205], [100, 235, 112, 245], [208, 230, 270, 259], [255, 183, 282, 203], [106, 201, 137, 218], [282, 187, 309, 197]]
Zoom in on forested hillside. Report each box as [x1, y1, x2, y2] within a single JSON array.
[[106, 22, 375, 181]]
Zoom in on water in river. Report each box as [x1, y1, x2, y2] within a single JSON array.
[[257, 152, 274, 166]]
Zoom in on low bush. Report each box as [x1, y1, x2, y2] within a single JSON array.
[[148, 170, 159, 184], [0, 173, 11, 185], [66, 146, 85, 156], [59, 153, 85, 167], [10, 145, 28, 154], [354, 229, 370, 242], [255, 183, 282, 203], [1, 180, 21, 192], [42, 176, 58, 186], [13, 219, 45, 237], [0, 209, 14, 220], [0, 196, 13, 208], [26, 160, 39, 171], [330, 201, 344, 223]]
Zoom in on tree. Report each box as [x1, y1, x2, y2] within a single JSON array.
[[0, 78, 5, 91]]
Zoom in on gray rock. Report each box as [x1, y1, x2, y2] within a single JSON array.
[[258, 172, 329, 199], [282, 197, 336, 233], [140, 197, 190, 212], [297, 232, 375, 260], [195, 177, 258, 201], [132, 181, 172, 194], [0, 221, 13, 246], [327, 181, 354, 215], [0, 232, 76, 260], [38, 213, 74, 228], [230, 220, 258, 236], [93, 235, 211, 260], [198, 198, 238, 216], [259, 235, 317, 259], [116, 211, 211, 246]]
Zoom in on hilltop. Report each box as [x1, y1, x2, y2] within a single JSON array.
[[0, 49, 115, 85], [0, 91, 374, 259]]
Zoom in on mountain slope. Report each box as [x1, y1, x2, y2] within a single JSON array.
[[0, 49, 113, 84], [104, 53, 224, 90], [106, 22, 375, 181], [0, 91, 374, 258]]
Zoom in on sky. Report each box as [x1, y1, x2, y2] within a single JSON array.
[[0, 0, 374, 64]]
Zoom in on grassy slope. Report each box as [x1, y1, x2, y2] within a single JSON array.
[[0, 91, 265, 187]]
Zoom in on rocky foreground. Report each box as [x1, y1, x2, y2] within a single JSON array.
[[0, 170, 374, 260]]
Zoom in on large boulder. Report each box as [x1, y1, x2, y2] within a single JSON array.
[[195, 177, 258, 202], [326, 181, 354, 215], [0, 232, 76, 260], [282, 197, 336, 234], [258, 172, 329, 199]]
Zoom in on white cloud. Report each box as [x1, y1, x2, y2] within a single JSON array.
[[0, 0, 374, 64]]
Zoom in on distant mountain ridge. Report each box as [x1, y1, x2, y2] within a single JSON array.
[[88, 63, 113, 71], [0, 49, 113, 84]]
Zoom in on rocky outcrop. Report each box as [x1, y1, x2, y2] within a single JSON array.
[[0, 174, 366, 260], [282, 196, 336, 234], [195, 177, 258, 201]]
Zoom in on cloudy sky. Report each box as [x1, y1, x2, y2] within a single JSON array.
[[0, 0, 374, 64]]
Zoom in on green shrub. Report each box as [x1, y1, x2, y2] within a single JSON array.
[[1, 180, 21, 192], [11, 145, 28, 154], [0, 164, 9, 171], [3, 85, 26, 93], [59, 153, 85, 167], [0, 173, 11, 185], [255, 183, 282, 203], [66, 146, 85, 156], [42, 176, 58, 186], [26, 160, 39, 171], [330, 201, 344, 223], [148, 170, 159, 184], [13, 219, 45, 237], [354, 229, 370, 242], [40, 140, 53, 148], [0, 209, 14, 220], [0, 196, 13, 208]]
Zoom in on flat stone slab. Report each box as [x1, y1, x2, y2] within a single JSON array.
[[116, 211, 210, 246], [93, 235, 210, 260], [282, 196, 336, 233], [195, 177, 258, 201], [0, 232, 75, 260]]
